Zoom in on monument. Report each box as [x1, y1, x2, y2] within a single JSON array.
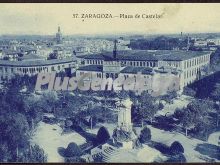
[[112, 98, 138, 149]]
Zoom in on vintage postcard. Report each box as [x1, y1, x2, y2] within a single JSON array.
[[0, 3, 220, 163]]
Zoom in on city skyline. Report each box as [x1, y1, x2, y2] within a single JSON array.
[[1, 3, 220, 36]]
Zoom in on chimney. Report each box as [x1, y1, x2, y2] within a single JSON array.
[[187, 34, 190, 51], [113, 39, 117, 59]]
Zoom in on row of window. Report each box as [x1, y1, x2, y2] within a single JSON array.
[[79, 71, 151, 80], [184, 67, 200, 79], [86, 59, 157, 67], [86, 55, 209, 70], [126, 61, 156, 67], [160, 61, 180, 68], [184, 55, 209, 69], [87, 60, 103, 65], [17, 67, 49, 74], [0, 64, 71, 74]]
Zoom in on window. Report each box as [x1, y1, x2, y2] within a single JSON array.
[[96, 73, 100, 78]]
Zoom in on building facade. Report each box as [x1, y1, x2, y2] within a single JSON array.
[[76, 50, 211, 96], [0, 58, 76, 82]]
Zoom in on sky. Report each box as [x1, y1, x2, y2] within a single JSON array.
[[0, 3, 220, 35]]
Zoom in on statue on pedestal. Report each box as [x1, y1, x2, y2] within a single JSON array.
[[112, 98, 140, 149]]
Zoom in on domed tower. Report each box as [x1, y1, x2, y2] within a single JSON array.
[[56, 26, 63, 44]]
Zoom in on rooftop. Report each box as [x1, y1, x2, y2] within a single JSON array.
[[0, 58, 76, 67], [19, 54, 45, 61], [78, 65, 103, 72], [3, 49, 21, 55], [120, 66, 153, 75], [82, 50, 210, 61]]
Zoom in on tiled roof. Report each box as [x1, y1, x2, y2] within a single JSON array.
[[19, 54, 45, 60], [82, 50, 210, 61], [3, 50, 20, 55], [78, 65, 103, 72], [120, 66, 153, 75], [0, 58, 76, 67]]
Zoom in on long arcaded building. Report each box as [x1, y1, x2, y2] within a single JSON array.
[[0, 58, 76, 81], [76, 49, 211, 96]]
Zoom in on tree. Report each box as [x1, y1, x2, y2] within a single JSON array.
[[173, 108, 184, 120], [139, 126, 151, 143], [0, 113, 30, 148], [138, 91, 158, 127], [162, 91, 177, 104], [129, 91, 139, 106], [47, 53, 57, 60], [214, 102, 220, 127], [166, 154, 186, 163], [64, 143, 82, 157], [65, 157, 86, 163], [211, 83, 220, 101], [65, 119, 73, 127], [20, 145, 47, 163], [23, 95, 44, 128], [158, 102, 164, 110], [180, 100, 213, 137], [116, 90, 129, 100], [40, 91, 58, 113], [180, 107, 195, 136], [170, 141, 184, 155], [0, 78, 45, 162], [183, 87, 196, 97], [0, 142, 12, 162], [96, 126, 110, 144], [0, 111, 30, 162]]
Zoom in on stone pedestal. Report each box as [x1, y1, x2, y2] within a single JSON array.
[[113, 98, 137, 149]]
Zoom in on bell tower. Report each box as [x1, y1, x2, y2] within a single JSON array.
[[56, 26, 63, 44]]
